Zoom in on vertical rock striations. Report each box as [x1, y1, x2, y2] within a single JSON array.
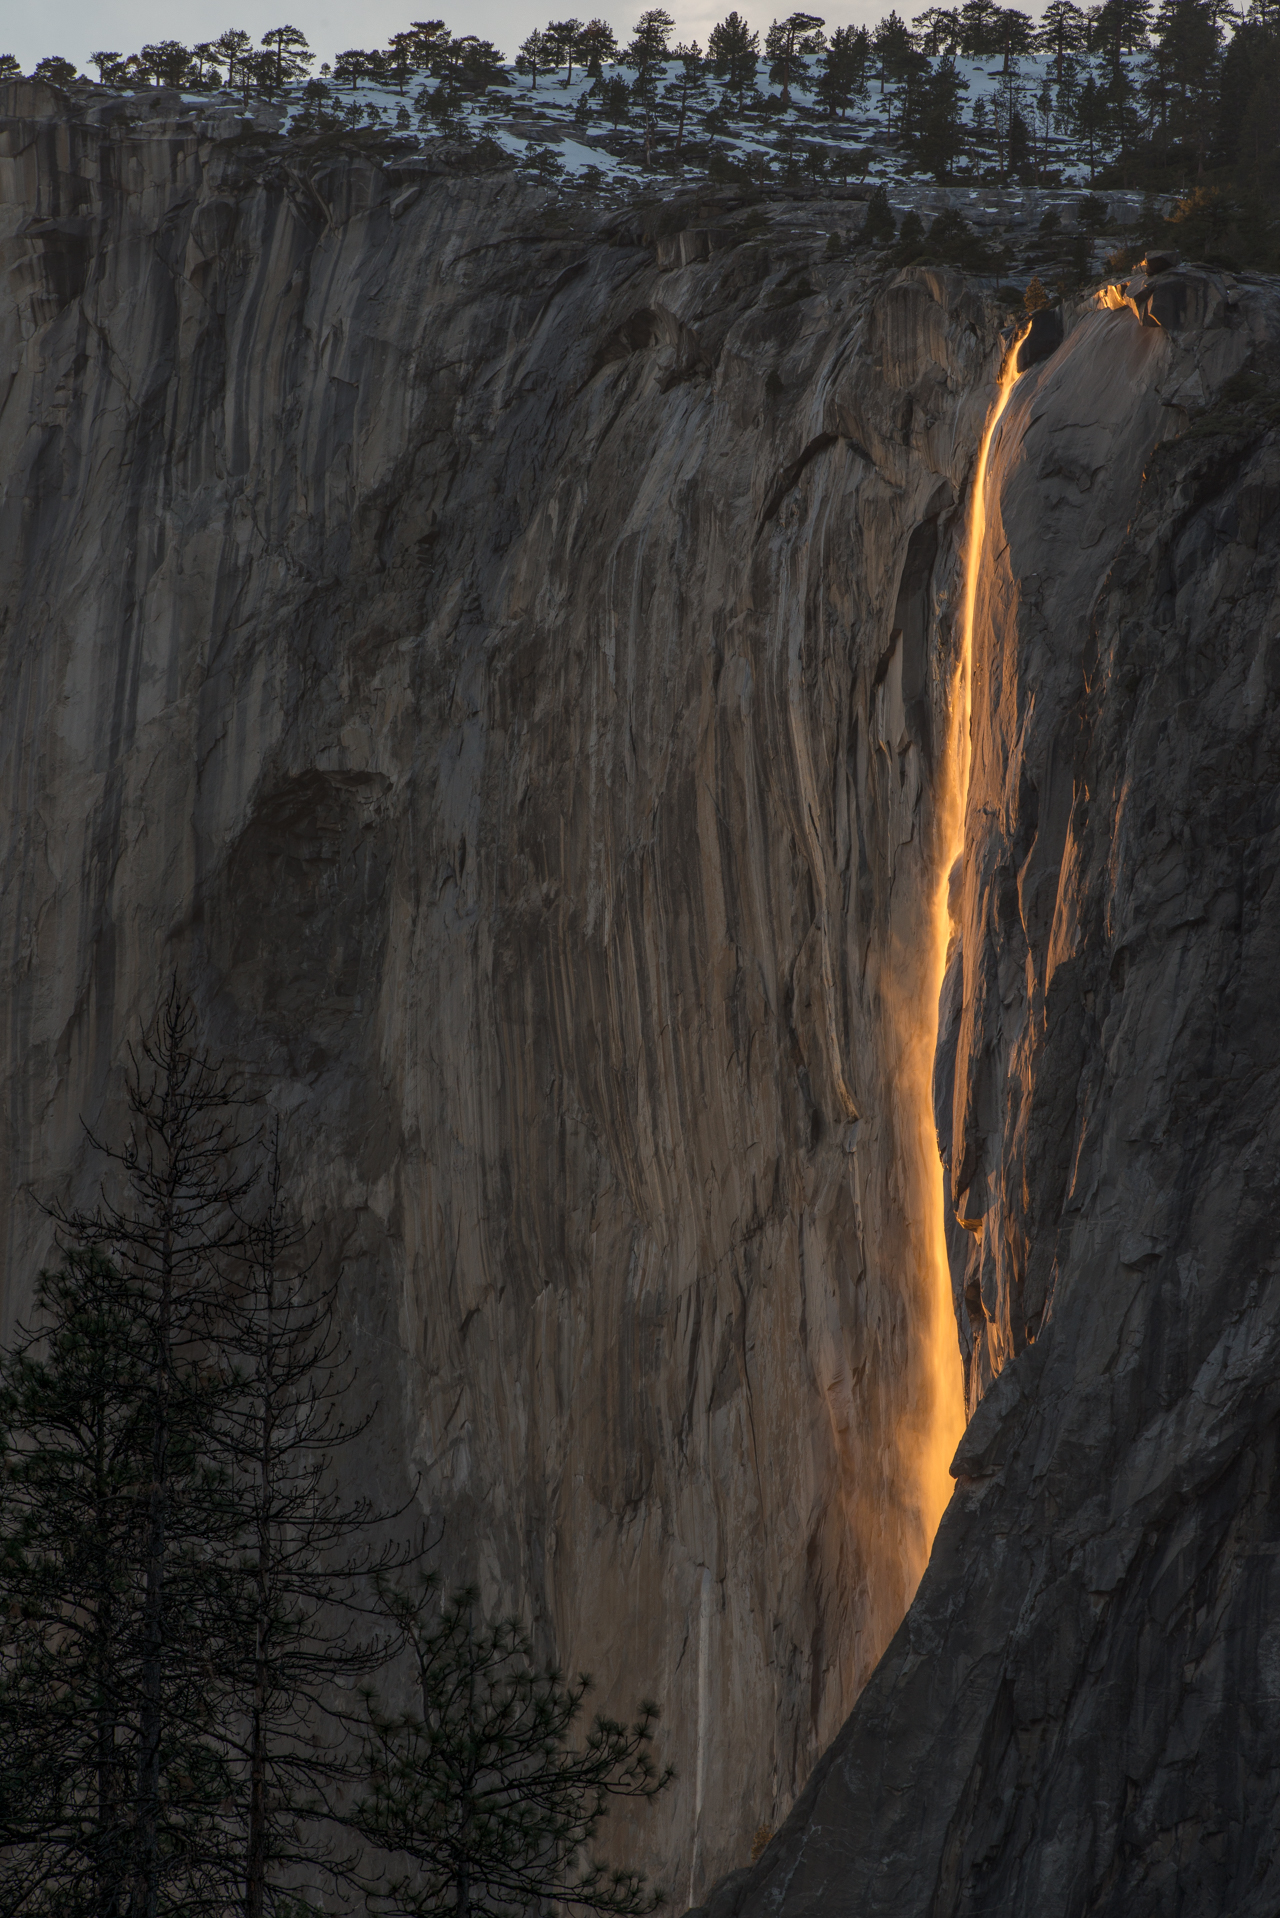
[[733, 273, 1280, 1912], [5, 80, 1279, 1908], [1, 88, 986, 1896]]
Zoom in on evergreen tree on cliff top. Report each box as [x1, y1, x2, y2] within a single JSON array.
[[577, 17, 620, 75], [765, 10, 826, 103], [624, 8, 675, 75], [707, 12, 760, 111], [545, 18, 585, 82], [816, 24, 870, 116]]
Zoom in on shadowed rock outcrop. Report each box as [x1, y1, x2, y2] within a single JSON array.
[[4, 81, 1280, 1911], [0, 89, 988, 1898], [724, 272, 1280, 1915]]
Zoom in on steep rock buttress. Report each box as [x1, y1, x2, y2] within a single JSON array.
[[1, 83, 989, 1898], [727, 269, 1280, 1918], [4, 80, 1280, 1910]]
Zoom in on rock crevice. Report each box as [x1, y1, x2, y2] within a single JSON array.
[[0, 94, 994, 1898], [3, 83, 1279, 1910]]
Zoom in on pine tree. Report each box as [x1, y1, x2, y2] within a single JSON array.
[[215, 29, 254, 92], [1148, 0, 1220, 167], [892, 39, 932, 139], [958, 0, 1000, 56], [1037, 0, 1088, 81], [859, 181, 897, 240], [992, 5, 1035, 71], [32, 55, 79, 86], [1101, 55, 1141, 177], [35, 989, 259, 1917], [623, 3, 675, 106], [0, 1141, 247, 1918], [816, 25, 870, 116], [915, 52, 970, 174], [137, 40, 193, 86], [707, 12, 760, 111], [407, 22, 452, 73], [1090, 0, 1151, 77], [0, 1251, 166, 1918], [546, 18, 586, 82], [217, 1128, 410, 1918], [352, 1580, 674, 1918], [516, 30, 552, 86], [415, 34, 506, 95], [331, 48, 374, 91], [578, 19, 620, 78], [1034, 72, 1055, 165], [1072, 69, 1106, 174], [872, 10, 913, 96], [911, 6, 965, 55], [600, 74, 632, 121], [191, 43, 224, 87], [386, 32, 422, 91], [259, 25, 312, 93], [662, 43, 708, 154], [765, 11, 826, 104], [0, 989, 412, 1918], [1216, 15, 1280, 174], [991, 59, 1029, 170]]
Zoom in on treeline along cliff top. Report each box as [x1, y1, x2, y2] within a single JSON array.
[[9, 0, 1279, 271]]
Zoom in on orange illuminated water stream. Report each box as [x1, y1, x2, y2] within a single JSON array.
[[911, 331, 1030, 1556]]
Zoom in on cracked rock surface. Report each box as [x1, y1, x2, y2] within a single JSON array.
[[727, 272, 1280, 1915], [3, 80, 1280, 1910], [0, 91, 997, 1898]]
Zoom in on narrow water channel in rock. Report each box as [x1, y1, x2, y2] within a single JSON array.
[[915, 330, 1030, 1550]]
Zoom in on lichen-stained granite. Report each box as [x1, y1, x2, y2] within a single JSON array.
[[3, 76, 1280, 1913]]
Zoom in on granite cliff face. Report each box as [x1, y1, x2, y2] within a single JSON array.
[[3, 80, 1280, 1910], [731, 246, 1280, 1918], [0, 80, 992, 1896]]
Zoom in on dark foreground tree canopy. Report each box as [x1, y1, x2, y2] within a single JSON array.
[[0, 990, 671, 1918], [354, 1579, 673, 1918]]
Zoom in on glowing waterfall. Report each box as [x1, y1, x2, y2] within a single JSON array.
[[915, 327, 1030, 1552]]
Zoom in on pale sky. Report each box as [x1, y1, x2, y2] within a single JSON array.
[[24, 0, 938, 79]]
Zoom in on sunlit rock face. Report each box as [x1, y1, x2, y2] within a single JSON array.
[[8, 81, 1279, 1913], [0, 88, 994, 1899], [729, 276, 1280, 1915]]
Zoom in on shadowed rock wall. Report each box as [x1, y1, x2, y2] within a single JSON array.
[[727, 274, 1280, 1914], [6, 82, 1278, 1911], [0, 90, 991, 1897]]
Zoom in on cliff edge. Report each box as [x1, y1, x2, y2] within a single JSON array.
[[2, 83, 1279, 1910]]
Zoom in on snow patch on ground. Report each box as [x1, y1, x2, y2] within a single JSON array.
[[161, 47, 1154, 220]]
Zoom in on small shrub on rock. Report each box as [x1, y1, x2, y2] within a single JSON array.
[[859, 183, 895, 244]]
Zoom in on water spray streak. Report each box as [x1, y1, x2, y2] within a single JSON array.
[[915, 329, 1030, 1551]]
